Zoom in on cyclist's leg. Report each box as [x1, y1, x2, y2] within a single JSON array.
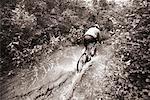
[[88, 38, 97, 57], [90, 42, 97, 57], [86, 45, 92, 62], [83, 36, 88, 49], [83, 35, 90, 61], [83, 35, 97, 62]]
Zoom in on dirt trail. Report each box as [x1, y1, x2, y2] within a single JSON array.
[[1, 39, 115, 100], [71, 43, 115, 100]]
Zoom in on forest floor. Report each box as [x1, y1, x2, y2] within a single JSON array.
[[1, 31, 125, 100]]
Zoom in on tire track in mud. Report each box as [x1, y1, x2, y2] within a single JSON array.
[[13, 72, 73, 100], [59, 61, 94, 100]]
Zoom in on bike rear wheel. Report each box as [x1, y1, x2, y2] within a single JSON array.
[[77, 53, 88, 72]]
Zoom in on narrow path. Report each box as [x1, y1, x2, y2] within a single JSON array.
[[2, 39, 115, 100], [71, 44, 115, 100]]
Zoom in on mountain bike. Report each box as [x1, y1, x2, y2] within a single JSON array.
[[76, 43, 97, 72]]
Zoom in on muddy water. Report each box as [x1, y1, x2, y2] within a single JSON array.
[[1, 43, 114, 100], [1, 46, 83, 100]]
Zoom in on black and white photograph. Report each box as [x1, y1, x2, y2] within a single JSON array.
[[0, 0, 150, 100]]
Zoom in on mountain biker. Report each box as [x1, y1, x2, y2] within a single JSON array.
[[83, 24, 101, 61]]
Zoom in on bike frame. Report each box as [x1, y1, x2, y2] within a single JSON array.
[[77, 42, 97, 72]]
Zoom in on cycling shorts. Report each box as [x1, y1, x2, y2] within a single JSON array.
[[84, 35, 97, 47]]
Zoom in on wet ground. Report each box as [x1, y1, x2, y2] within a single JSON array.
[[1, 40, 115, 100]]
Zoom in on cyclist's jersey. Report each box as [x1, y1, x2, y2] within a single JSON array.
[[84, 27, 100, 38]]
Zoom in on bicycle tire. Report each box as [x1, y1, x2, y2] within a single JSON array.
[[77, 53, 87, 72]]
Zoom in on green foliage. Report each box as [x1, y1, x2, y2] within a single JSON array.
[[110, 0, 150, 99], [0, 0, 101, 75], [0, 0, 84, 75]]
